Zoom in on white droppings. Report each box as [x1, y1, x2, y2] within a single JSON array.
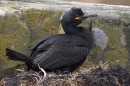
[[60, 13, 65, 20], [11, 45, 14, 49], [24, 43, 26, 45], [120, 35, 126, 45], [0, 10, 5, 17]]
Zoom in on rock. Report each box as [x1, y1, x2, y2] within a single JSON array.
[[93, 28, 108, 50], [0, 0, 130, 78], [0, 7, 30, 79]]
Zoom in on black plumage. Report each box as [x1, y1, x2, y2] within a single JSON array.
[[6, 8, 97, 73]]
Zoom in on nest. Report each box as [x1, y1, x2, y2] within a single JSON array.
[[0, 64, 130, 86]]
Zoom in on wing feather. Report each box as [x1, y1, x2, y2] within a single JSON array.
[[30, 34, 89, 70]]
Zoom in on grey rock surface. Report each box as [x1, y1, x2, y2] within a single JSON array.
[[93, 28, 108, 50]]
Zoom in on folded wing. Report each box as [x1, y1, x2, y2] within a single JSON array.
[[29, 34, 89, 70]]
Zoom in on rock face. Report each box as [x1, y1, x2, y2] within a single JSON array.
[[0, 0, 130, 78]]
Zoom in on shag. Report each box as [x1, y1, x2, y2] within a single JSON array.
[[6, 8, 97, 74]]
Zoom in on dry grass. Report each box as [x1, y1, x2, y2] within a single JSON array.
[[1, 62, 130, 86]]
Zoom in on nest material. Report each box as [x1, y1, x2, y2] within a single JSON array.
[[0, 64, 130, 86]]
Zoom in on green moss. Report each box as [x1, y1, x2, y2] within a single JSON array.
[[0, 11, 30, 69], [58, 24, 65, 34], [88, 19, 129, 67], [22, 9, 63, 46]]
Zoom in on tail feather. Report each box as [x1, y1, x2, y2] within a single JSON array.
[[6, 48, 31, 63]]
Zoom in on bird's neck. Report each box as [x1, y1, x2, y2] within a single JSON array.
[[62, 25, 92, 50], [62, 25, 77, 34]]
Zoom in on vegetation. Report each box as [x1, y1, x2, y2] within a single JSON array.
[[1, 63, 130, 86]]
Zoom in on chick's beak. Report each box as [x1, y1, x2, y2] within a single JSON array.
[[75, 14, 98, 20]]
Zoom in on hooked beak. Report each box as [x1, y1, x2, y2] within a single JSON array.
[[75, 14, 98, 20]]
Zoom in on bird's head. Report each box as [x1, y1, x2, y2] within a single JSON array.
[[60, 7, 97, 27]]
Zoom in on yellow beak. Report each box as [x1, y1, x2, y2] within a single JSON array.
[[75, 17, 81, 20], [75, 14, 98, 20]]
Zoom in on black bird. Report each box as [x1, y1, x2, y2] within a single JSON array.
[[6, 8, 97, 74]]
